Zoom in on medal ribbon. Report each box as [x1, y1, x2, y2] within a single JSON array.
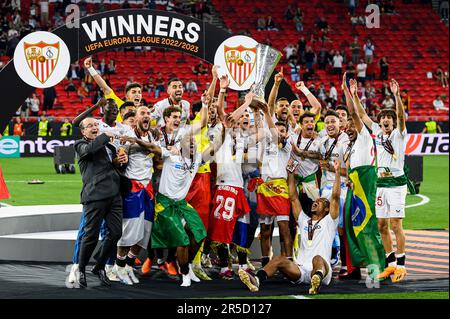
[[296, 133, 314, 151], [308, 217, 325, 243], [343, 140, 355, 164], [323, 133, 341, 161]]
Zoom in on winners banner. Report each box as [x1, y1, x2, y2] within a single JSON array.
[[406, 134, 449, 156], [0, 9, 297, 133], [78, 10, 207, 58]]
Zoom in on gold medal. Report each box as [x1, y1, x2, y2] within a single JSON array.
[[307, 240, 313, 247], [392, 153, 398, 160]]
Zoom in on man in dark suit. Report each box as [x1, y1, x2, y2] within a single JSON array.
[[74, 117, 128, 288]]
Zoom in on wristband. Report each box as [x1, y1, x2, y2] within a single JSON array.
[[300, 86, 311, 96], [219, 88, 226, 93], [88, 66, 98, 77]]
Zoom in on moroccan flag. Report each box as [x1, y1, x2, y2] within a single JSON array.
[[345, 165, 385, 279]]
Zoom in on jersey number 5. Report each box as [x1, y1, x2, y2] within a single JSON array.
[[213, 195, 236, 221], [376, 196, 383, 207]]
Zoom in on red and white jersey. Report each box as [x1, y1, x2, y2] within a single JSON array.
[[158, 126, 190, 148], [208, 185, 250, 244], [216, 132, 244, 188], [96, 119, 130, 137], [348, 125, 376, 170], [288, 133, 321, 178], [259, 127, 292, 181], [371, 122, 407, 178], [318, 132, 349, 186], [152, 98, 191, 128], [124, 129, 157, 182], [95, 119, 131, 160]]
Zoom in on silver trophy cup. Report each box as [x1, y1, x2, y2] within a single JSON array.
[[251, 43, 282, 103]]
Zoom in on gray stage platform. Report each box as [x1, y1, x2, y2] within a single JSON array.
[[0, 205, 278, 262]]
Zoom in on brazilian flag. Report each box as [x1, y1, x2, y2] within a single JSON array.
[[345, 165, 385, 279]]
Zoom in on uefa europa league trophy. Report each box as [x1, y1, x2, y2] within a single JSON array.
[[251, 43, 282, 104]]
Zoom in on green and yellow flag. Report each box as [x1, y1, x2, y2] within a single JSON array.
[[345, 165, 385, 279]]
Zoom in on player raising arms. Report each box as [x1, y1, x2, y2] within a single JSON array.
[[151, 77, 192, 128], [84, 57, 142, 122], [267, 68, 321, 136], [354, 78, 408, 283], [239, 160, 343, 295]]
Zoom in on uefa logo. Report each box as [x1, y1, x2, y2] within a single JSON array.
[[14, 31, 71, 89], [214, 35, 258, 91]]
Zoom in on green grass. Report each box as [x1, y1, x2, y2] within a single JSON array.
[[0, 157, 81, 206], [0, 156, 449, 230], [403, 155, 449, 230]]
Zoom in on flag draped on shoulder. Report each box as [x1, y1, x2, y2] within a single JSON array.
[[345, 165, 385, 279]]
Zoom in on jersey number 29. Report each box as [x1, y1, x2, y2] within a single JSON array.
[[213, 195, 236, 221]]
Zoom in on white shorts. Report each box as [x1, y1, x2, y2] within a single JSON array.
[[375, 185, 407, 219], [258, 215, 290, 225], [292, 260, 333, 286], [117, 218, 152, 249]]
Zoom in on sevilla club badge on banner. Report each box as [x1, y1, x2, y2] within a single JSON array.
[[14, 31, 70, 89]]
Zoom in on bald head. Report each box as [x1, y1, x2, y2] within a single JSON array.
[[80, 118, 99, 141]]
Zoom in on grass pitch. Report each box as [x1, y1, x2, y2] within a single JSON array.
[[1, 156, 448, 229], [0, 156, 448, 300]]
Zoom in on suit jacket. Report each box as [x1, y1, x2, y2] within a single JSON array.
[[74, 133, 120, 204]]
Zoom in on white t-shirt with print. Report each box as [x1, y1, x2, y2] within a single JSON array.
[[371, 122, 407, 178], [152, 98, 191, 128], [296, 210, 338, 268], [158, 152, 202, 201], [347, 125, 376, 170]]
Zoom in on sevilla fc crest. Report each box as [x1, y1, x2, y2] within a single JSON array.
[[24, 41, 60, 84], [224, 45, 256, 87]]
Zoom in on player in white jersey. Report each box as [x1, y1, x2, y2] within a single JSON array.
[[239, 160, 342, 295], [354, 79, 408, 283], [267, 68, 321, 137], [287, 111, 322, 262], [317, 110, 350, 273], [289, 112, 322, 204], [256, 102, 293, 267], [150, 124, 224, 287], [151, 78, 191, 128], [110, 106, 162, 286], [343, 78, 377, 170], [338, 75, 384, 279], [146, 96, 209, 277], [83, 57, 142, 123], [208, 92, 256, 279], [186, 69, 220, 279]]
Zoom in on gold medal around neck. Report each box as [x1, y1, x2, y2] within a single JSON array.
[[307, 240, 313, 247], [392, 153, 398, 160]]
